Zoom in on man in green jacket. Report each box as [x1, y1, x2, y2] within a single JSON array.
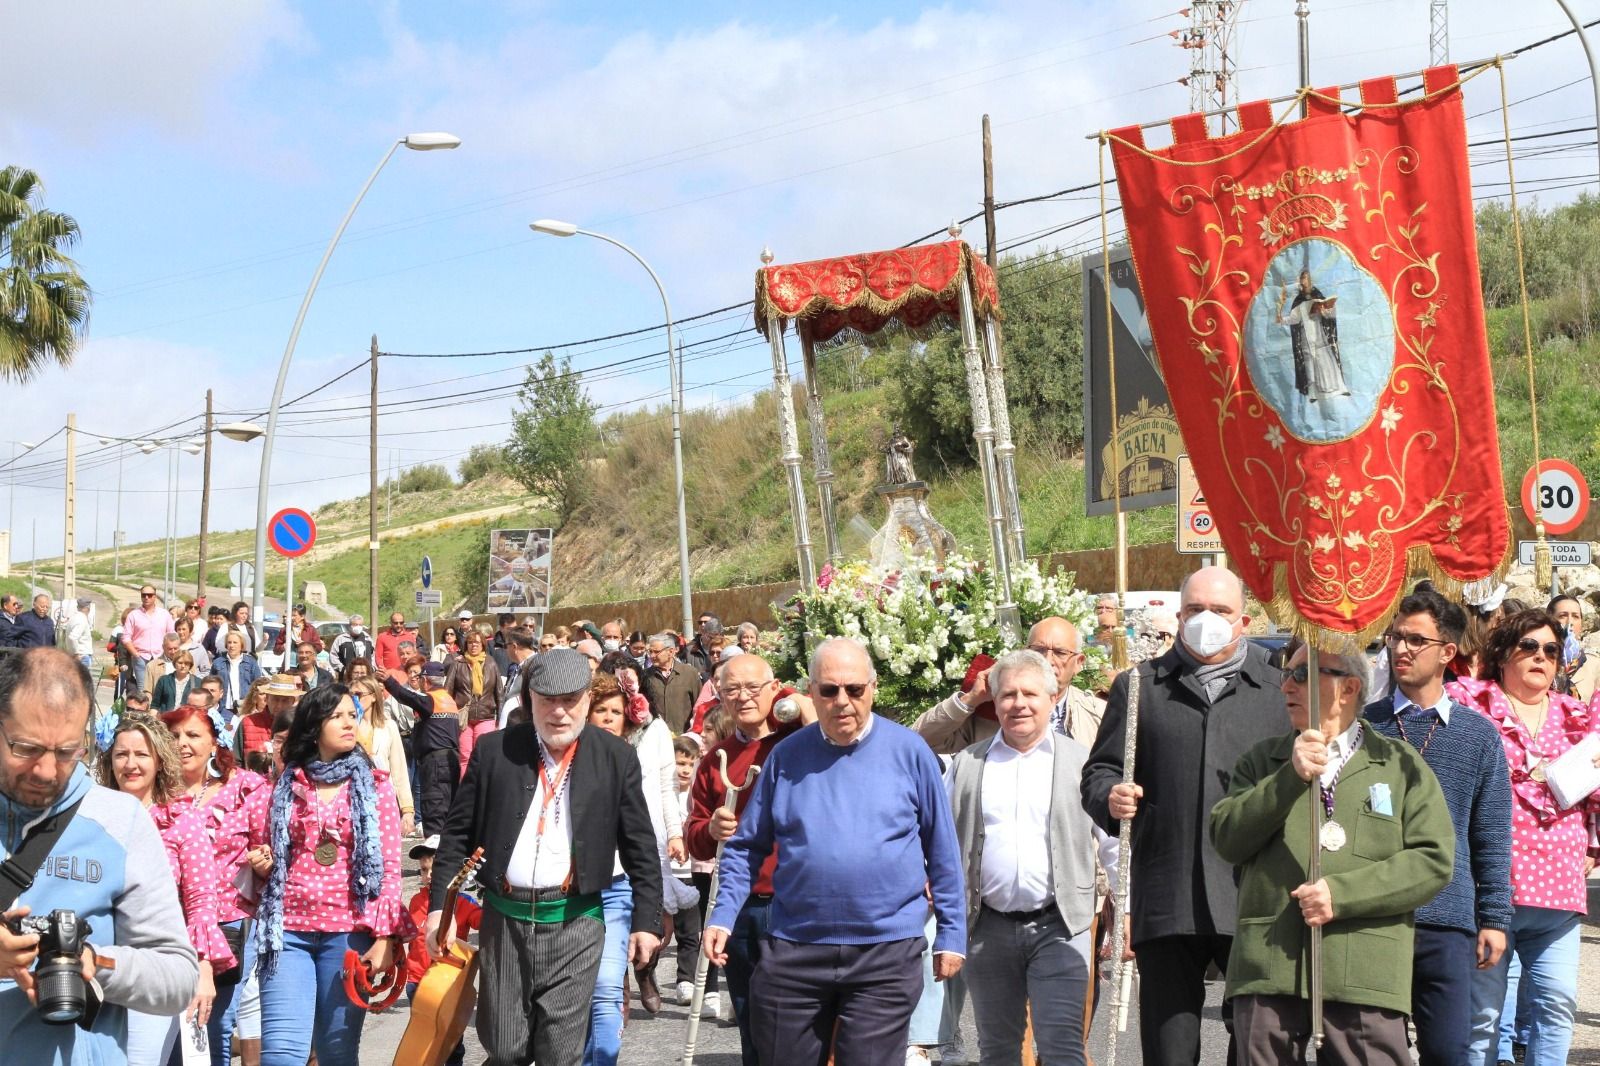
[[1209, 643, 1454, 1065]]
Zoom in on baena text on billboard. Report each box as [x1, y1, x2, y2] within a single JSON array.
[[1080, 243, 1185, 516], [487, 527, 553, 614]]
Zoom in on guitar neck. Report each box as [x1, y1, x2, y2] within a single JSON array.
[[435, 848, 484, 956]]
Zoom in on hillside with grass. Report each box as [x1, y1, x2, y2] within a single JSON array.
[[51, 197, 1600, 617]]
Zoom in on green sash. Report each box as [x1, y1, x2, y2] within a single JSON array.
[[485, 889, 603, 925]]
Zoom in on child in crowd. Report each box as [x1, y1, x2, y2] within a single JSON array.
[[699, 707, 730, 749], [672, 733, 721, 1015], [404, 835, 482, 1066]]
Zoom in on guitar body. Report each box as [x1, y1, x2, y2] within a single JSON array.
[[393, 941, 479, 1066], [393, 847, 484, 1066]]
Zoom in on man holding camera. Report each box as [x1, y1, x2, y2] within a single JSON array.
[[0, 647, 198, 1064]]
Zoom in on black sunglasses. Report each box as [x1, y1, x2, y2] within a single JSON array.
[[817, 681, 871, 699], [1285, 663, 1352, 685], [1514, 638, 1561, 660]]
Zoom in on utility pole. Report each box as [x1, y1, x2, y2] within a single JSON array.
[[369, 335, 380, 628], [982, 114, 998, 270], [112, 444, 124, 581], [198, 388, 213, 599], [1429, 0, 1449, 65], [63, 414, 76, 605]]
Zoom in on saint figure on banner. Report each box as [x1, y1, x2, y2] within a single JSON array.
[[1277, 269, 1349, 403]]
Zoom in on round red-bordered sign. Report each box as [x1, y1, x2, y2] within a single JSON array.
[[267, 507, 318, 559], [1189, 510, 1215, 536], [1520, 459, 1590, 536]]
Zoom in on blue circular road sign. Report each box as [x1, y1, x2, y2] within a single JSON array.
[[421, 555, 433, 589], [267, 507, 317, 559]]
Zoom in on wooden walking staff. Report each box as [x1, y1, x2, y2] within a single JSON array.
[[682, 749, 761, 1066]]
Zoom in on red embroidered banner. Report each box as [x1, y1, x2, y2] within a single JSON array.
[[755, 240, 1000, 343], [1109, 66, 1509, 642]]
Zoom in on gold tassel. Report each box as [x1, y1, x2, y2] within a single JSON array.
[[1533, 529, 1553, 589]]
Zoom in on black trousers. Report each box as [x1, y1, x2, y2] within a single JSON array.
[[1134, 933, 1236, 1066], [750, 935, 924, 1066], [1412, 924, 1475, 1066], [416, 747, 459, 835]]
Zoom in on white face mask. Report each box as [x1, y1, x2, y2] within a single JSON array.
[[1182, 610, 1237, 658], [602, 639, 620, 652], [351, 625, 365, 636]]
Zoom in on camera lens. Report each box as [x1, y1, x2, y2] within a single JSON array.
[[34, 955, 86, 1025]]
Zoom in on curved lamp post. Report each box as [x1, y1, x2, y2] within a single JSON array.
[[250, 133, 460, 622], [529, 219, 693, 638]]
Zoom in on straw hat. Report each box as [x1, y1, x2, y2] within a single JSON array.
[[262, 674, 303, 698]]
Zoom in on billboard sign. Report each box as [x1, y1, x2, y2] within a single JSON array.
[[487, 527, 553, 614], [1081, 244, 1183, 516]]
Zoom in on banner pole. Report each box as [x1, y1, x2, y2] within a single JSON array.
[[1307, 643, 1325, 1053], [1297, 0, 1312, 118]]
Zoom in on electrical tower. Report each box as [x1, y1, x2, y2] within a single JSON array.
[[1429, 0, 1450, 64], [1177, 2, 1246, 132]]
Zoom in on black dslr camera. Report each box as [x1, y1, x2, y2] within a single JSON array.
[[8, 909, 92, 1025]]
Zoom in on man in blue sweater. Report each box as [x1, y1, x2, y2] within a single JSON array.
[[706, 637, 967, 1066], [1363, 585, 1512, 1066]]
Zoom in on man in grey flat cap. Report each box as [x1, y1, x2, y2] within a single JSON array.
[[429, 646, 662, 1066]]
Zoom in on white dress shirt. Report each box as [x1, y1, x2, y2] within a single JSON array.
[[1319, 719, 1364, 788], [978, 728, 1056, 912], [505, 738, 576, 890]]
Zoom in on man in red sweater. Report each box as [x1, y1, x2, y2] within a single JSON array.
[[375, 611, 416, 671], [686, 654, 813, 1066]]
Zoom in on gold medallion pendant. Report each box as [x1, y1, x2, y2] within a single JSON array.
[[315, 841, 339, 867]]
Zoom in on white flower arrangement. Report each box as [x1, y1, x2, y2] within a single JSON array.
[[768, 553, 1099, 719]]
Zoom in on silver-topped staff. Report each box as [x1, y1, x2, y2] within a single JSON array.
[[1106, 664, 1144, 1066]]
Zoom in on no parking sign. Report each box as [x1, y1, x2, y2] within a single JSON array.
[[267, 507, 317, 559]]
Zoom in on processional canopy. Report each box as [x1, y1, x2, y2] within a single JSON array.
[[754, 240, 1001, 343]]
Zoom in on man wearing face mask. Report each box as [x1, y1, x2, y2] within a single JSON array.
[[331, 614, 375, 674], [600, 618, 626, 654], [1082, 565, 1290, 1066]]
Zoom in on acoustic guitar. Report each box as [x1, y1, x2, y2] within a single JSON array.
[[392, 847, 484, 1066]]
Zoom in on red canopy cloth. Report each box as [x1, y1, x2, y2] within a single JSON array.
[[1108, 65, 1509, 645], [755, 240, 1000, 343]]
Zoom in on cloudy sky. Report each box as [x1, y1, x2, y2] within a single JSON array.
[[2, 0, 1594, 562]]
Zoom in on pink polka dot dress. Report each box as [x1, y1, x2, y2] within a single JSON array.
[[149, 802, 238, 969], [1448, 677, 1600, 913]]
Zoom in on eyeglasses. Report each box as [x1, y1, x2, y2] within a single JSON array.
[[0, 721, 87, 765], [1384, 631, 1449, 652], [817, 681, 871, 699], [1284, 663, 1353, 685], [1027, 644, 1082, 662], [720, 681, 774, 697], [140, 590, 156, 597], [1514, 638, 1561, 660]]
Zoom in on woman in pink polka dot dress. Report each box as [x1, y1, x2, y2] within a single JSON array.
[[1447, 607, 1600, 1066], [101, 714, 237, 1065], [238, 683, 415, 1066], [162, 703, 273, 1066]]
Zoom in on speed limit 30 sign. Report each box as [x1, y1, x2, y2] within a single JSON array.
[[1521, 459, 1591, 536]]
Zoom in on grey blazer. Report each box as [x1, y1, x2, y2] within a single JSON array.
[[946, 733, 1101, 937]]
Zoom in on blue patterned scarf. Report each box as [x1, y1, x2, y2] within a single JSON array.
[[254, 750, 384, 977]]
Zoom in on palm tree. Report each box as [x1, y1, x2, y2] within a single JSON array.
[[0, 166, 91, 383]]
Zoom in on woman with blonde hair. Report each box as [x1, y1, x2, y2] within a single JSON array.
[[101, 715, 237, 1064], [347, 675, 416, 837]]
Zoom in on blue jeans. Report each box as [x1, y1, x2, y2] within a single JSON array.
[[1468, 905, 1580, 1066], [723, 896, 773, 1066], [257, 929, 374, 1066], [1498, 950, 1534, 1060], [907, 910, 945, 1046], [583, 874, 631, 1066], [209, 920, 255, 1066]]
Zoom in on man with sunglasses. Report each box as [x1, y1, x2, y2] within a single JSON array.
[[685, 652, 816, 1064], [124, 586, 175, 694], [1212, 642, 1454, 1064], [1359, 584, 1511, 1066], [706, 638, 966, 1066], [0, 647, 199, 1064], [1082, 565, 1289, 1066]]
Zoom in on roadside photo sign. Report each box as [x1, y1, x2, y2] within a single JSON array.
[[266, 507, 317, 559], [1518, 540, 1593, 568], [1520, 459, 1590, 536], [487, 528, 553, 614], [1176, 454, 1223, 555]]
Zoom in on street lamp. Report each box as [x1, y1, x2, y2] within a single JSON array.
[[250, 132, 462, 623], [218, 422, 264, 443], [530, 219, 694, 638]]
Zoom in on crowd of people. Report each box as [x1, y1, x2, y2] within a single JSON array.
[[1, 577, 1597, 1066]]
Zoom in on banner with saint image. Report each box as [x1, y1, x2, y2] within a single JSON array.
[[1107, 65, 1509, 642]]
